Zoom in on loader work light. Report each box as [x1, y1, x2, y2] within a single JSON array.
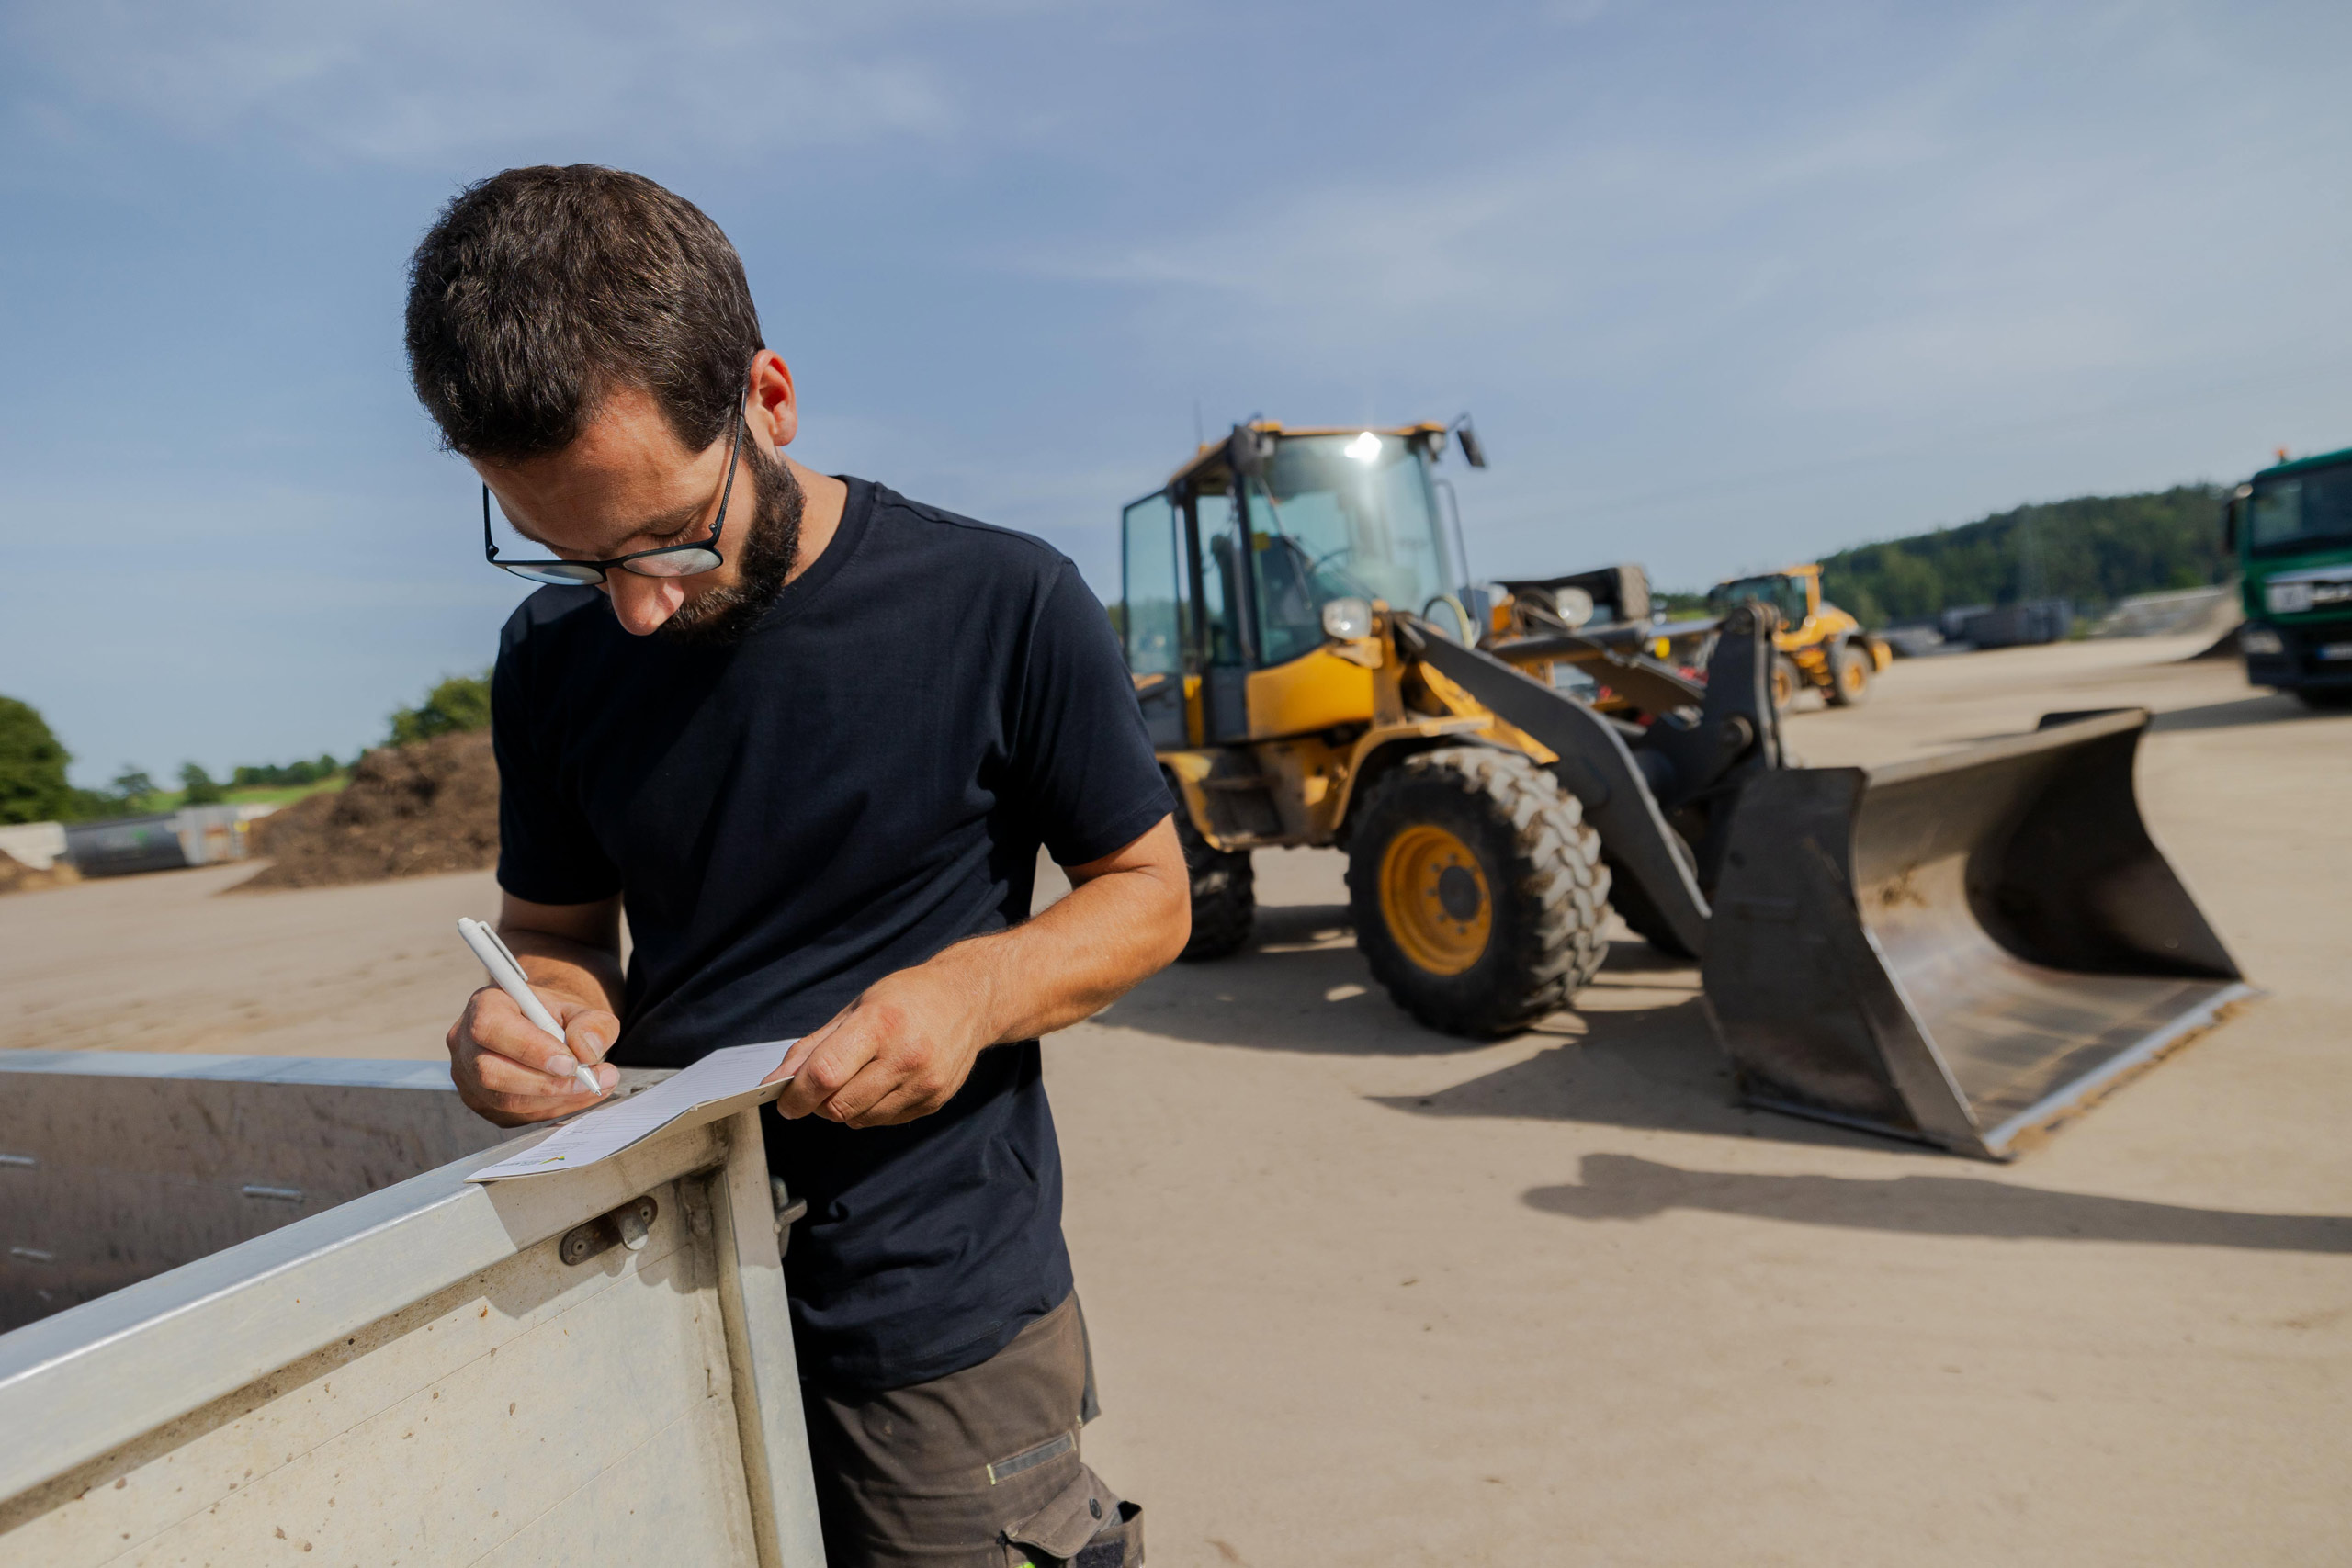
[[1321, 597, 1374, 641]]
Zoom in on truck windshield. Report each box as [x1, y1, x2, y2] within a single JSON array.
[[1710, 574, 1808, 629], [2248, 464, 2352, 558], [1239, 433, 1455, 665]]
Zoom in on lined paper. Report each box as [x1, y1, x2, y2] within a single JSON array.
[[466, 1040, 796, 1182]]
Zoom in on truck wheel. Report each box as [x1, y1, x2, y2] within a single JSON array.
[[1826, 640, 1872, 706], [1345, 747, 1611, 1037], [1174, 807, 1254, 960], [1770, 654, 1804, 713]]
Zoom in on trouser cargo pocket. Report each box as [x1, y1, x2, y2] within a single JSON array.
[[1000, 1461, 1143, 1567]]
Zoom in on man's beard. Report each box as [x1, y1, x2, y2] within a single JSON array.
[[657, 445, 806, 647]]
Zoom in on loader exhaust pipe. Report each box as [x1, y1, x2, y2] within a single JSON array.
[[1702, 709, 2256, 1159]]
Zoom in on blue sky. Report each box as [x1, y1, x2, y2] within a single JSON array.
[[4, 0, 2348, 784]]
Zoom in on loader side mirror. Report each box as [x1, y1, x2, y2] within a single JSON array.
[[2222, 484, 2248, 552], [1455, 421, 1487, 468]]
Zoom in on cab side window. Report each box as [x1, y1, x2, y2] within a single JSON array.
[[1119, 493, 1184, 677], [1195, 492, 1252, 668]]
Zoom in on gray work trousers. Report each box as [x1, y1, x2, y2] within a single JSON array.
[[803, 1293, 1145, 1568]]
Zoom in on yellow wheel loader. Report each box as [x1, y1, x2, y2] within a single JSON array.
[[1118, 421, 2254, 1157], [1708, 563, 1891, 710]]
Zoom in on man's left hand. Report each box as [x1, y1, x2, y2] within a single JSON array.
[[763, 817, 1187, 1129], [768, 958, 994, 1127]]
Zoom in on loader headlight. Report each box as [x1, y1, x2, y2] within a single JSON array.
[[1551, 586, 1595, 629], [1322, 596, 1374, 641], [2241, 624, 2285, 656]]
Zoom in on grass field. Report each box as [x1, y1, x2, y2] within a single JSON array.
[[126, 776, 347, 814]]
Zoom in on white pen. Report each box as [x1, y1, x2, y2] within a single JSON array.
[[457, 916, 604, 1097]]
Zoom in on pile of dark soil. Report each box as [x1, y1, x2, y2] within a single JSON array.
[[240, 729, 499, 890], [0, 850, 79, 896]]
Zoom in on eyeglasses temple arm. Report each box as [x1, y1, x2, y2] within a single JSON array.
[[481, 483, 502, 563]]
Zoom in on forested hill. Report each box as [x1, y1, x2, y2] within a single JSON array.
[[1815, 484, 2230, 626]]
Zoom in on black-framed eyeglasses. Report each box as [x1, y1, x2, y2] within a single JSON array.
[[482, 409, 745, 587]]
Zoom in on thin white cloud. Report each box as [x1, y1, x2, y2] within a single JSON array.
[[1010, 0, 2352, 502], [9, 0, 987, 164]]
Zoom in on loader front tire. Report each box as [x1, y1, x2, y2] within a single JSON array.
[[1346, 747, 1611, 1037], [1826, 639, 1872, 706], [1174, 807, 1254, 960]]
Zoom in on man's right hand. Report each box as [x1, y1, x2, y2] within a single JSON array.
[[447, 983, 621, 1126]]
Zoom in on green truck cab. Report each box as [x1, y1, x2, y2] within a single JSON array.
[[2227, 447, 2352, 708]]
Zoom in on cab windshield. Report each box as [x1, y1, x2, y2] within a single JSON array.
[[2248, 464, 2352, 558], [1238, 433, 1455, 665], [1710, 574, 1809, 629]]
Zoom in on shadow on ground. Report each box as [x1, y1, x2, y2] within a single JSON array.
[[1524, 1153, 2352, 1254], [1091, 903, 1453, 1057], [2148, 693, 2345, 732], [1363, 991, 1880, 1150], [1095, 906, 1703, 1061], [1096, 905, 1880, 1148]]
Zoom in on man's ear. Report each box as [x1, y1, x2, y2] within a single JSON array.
[[749, 349, 798, 452]]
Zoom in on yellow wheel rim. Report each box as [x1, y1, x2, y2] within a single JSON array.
[[1378, 824, 1492, 976], [1840, 659, 1867, 694], [1772, 663, 1796, 706]]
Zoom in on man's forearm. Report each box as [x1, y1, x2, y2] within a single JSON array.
[[934, 833, 1190, 1045]]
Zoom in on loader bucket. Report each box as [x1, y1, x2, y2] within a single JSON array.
[[1702, 709, 2254, 1158]]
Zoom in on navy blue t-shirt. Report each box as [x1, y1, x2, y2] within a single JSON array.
[[490, 477, 1171, 1392]]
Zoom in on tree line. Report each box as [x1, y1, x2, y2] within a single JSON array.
[[1814, 484, 2230, 627], [0, 669, 494, 827]]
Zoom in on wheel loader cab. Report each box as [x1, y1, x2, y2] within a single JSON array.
[[1119, 423, 1481, 842], [1122, 423, 1464, 686]]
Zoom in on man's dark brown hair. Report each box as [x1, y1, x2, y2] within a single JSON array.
[[405, 165, 763, 461]]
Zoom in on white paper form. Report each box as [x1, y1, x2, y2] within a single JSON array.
[[466, 1039, 797, 1182]]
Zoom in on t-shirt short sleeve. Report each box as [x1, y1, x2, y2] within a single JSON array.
[[492, 610, 624, 907], [1009, 563, 1175, 868]]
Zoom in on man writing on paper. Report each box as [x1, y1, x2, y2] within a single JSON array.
[[409, 166, 1184, 1568]]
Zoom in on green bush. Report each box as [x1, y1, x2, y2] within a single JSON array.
[[389, 670, 493, 747], [108, 769, 157, 810], [0, 696, 80, 825], [179, 762, 228, 806], [232, 753, 345, 788]]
